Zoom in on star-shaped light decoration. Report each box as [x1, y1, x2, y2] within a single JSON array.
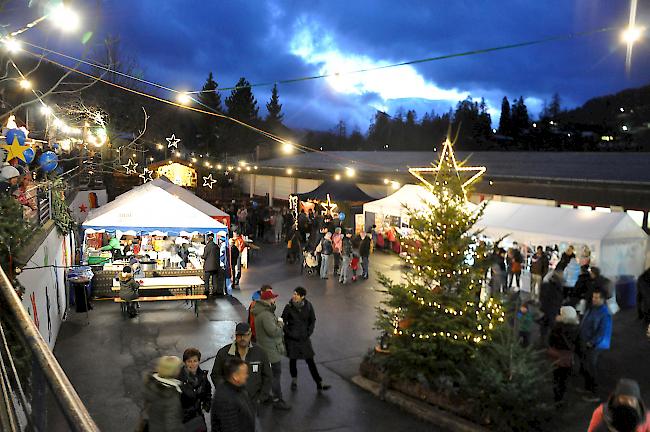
[[408, 138, 485, 201], [1, 136, 30, 163], [122, 158, 138, 175], [166, 134, 180, 149], [79, 203, 88, 213], [139, 167, 153, 183], [203, 173, 217, 189], [321, 193, 338, 217]]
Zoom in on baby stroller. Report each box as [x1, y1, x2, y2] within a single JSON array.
[[302, 250, 319, 276]]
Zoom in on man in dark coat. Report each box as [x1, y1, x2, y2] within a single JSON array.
[[281, 287, 331, 392], [211, 357, 256, 432], [211, 323, 272, 406], [539, 271, 565, 346], [530, 246, 549, 300], [637, 268, 650, 337], [202, 234, 218, 296]]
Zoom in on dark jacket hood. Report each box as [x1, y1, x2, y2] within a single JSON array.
[[602, 379, 646, 428]]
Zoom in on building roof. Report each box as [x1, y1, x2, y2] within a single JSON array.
[[260, 151, 650, 185]]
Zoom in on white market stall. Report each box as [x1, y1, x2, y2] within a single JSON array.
[[81, 180, 227, 269], [153, 178, 231, 227], [362, 184, 476, 230], [477, 201, 649, 278]]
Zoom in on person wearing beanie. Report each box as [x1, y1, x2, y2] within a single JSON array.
[[119, 265, 140, 318], [141, 356, 184, 432], [0, 164, 20, 195], [339, 230, 354, 284], [251, 288, 291, 410], [588, 379, 650, 432], [548, 305, 580, 402]]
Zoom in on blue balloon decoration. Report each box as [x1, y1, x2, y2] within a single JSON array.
[[38, 151, 58, 173], [22, 147, 35, 164], [338, 212, 346, 221], [5, 129, 26, 146]]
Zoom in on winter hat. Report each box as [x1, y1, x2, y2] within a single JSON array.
[[558, 306, 579, 325], [0, 165, 20, 181], [122, 265, 133, 274], [260, 289, 279, 301], [155, 356, 183, 379]]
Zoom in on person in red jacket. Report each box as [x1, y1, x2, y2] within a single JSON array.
[[588, 378, 650, 432]]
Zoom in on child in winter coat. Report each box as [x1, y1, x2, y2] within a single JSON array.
[[119, 265, 140, 318], [516, 302, 534, 347]]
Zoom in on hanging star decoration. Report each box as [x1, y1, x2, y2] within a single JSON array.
[[321, 193, 338, 217], [139, 167, 153, 183], [203, 173, 217, 189], [408, 138, 485, 200], [122, 158, 138, 175], [1, 135, 30, 163], [166, 134, 180, 149]]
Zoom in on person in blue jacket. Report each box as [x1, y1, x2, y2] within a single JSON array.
[[579, 288, 613, 402]]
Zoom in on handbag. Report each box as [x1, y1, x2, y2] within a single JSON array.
[[547, 347, 573, 368], [607, 296, 619, 315]]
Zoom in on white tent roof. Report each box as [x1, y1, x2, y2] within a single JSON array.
[[153, 178, 228, 218], [363, 184, 438, 217], [477, 201, 647, 244], [82, 180, 227, 235], [363, 184, 477, 218]]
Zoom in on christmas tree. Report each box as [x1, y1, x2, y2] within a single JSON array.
[[376, 138, 505, 378]]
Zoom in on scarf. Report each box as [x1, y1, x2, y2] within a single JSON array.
[[153, 373, 182, 393]]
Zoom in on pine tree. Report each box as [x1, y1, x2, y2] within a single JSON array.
[[197, 72, 223, 151], [224, 77, 260, 153], [376, 140, 505, 378], [498, 96, 511, 136], [265, 84, 283, 130], [510, 96, 530, 136]]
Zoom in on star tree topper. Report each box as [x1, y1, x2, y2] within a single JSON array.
[[408, 138, 485, 200], [203, 173, 217, 189], [122, 158, 138, 175], [166, 134, 180, 149], [139, 167, 153, 183]]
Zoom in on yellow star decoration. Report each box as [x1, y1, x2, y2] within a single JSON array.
[[321, 193, 338, 217], [1, 136, 30, 163], [408, 138, 485, 200]]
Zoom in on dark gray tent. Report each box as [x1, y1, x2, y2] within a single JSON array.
[[296, 180, 374, 203]]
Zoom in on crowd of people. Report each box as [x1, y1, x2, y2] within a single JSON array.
[[138, 285, 330, 432], [290, 209, 373, 283]]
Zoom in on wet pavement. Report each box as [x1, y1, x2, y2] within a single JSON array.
[[53, 244, 430, 432], [53, 243, 650, 431]]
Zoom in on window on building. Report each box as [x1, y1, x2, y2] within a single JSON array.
[[560, 204, 574, 209], [577, 205, 592, 212], [626, 210, 644, 227], [594, 207, 611, 213]]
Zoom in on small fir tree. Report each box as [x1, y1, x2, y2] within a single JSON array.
[[265, 84, 284, 130], [377, 138, 504, 379]]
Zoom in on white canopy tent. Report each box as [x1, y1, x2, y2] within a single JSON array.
[[82, 180, 228, 235], [477, 201, 648, 278], [362, 184, 475, 228]]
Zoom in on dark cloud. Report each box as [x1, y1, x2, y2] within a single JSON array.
[[17, 0, 647, 130]]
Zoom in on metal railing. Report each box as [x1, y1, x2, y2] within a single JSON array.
[[0, 266, 100, 432]]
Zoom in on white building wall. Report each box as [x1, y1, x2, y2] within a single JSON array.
[[274, 176, 293, 200], [296, 178, 322, 194], [17, 227, 75, 350]]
